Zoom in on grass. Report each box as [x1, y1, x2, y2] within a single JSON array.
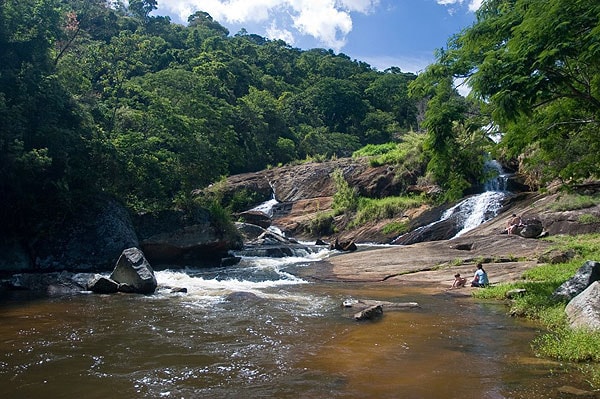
[[381, 220, 410, 235], [349, 195, 427, 228], [352, 133, 426, 171], [471, 233, 600, 387], [550, 193, 600, 211]]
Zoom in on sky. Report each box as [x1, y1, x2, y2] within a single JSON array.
[[153, 0, 482, 74]]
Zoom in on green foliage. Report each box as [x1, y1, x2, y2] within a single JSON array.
[[350, 195, 425, 228], [535, 327, 600, 363], [353, 133, 428, 178], [308, 211, 336, 236], [579, 214, 600, 225], [418, 0, 600, 189], [381, 220, 409, 235], [0, 0, 425, 237], [331, 169, 358, 214], [353, 142, 398, 158], [226, 189, 264, 214]]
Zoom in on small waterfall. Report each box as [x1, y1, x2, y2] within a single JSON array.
[[452, 160, 511, 237], [250, 182, 278, 217], [392, 159, 512, 244]]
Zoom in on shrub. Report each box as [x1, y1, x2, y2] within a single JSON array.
[[308, 212, 335, 236], [331, 169, 358, 214]]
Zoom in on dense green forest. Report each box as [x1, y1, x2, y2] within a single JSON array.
[[1, 0, 598, 238]]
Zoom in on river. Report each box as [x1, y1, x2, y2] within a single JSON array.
[[0, 250, 587, 399]]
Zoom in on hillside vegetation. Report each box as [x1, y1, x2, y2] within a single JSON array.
[[1, 0, 598, 242]]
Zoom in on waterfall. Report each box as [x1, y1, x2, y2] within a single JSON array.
[[391, 159, 512, 244], [250, 182, 278, 217], [451, 159, 510, 237]]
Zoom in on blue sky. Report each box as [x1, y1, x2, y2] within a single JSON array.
[[154, 0, 481, 73]]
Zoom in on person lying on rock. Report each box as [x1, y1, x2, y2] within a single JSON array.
[[450, 273, 467, 289], [471, 263, 489, 287]]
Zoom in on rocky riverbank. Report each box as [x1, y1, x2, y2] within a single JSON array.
[[291, 188, 600, 292]]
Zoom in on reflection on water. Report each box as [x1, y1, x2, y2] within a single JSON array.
[[0, 257, 586, 399]]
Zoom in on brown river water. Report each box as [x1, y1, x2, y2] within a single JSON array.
[[0, 256, 588, 399]]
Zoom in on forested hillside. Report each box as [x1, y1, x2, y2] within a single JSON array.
[[0, 0, 426, 237], [1, 0, 598, 240]]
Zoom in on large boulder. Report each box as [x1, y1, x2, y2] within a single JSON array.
[[134, 208, 243, 266], [110, 248, 157, 294], [565, 281, 600, 331], [552, 260, 600, 301], [515, 218, 544, 238]]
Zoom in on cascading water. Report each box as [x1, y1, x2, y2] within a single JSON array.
[[249, 181, 278, 217], [392, 160, 512, 244], [451, 159, 511, 237]]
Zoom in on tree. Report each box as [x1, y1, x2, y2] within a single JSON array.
[[128, 0, 157, 22], [419, 0, 600, 188]]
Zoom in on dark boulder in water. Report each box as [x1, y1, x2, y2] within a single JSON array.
[[110, 248, 157, 294]]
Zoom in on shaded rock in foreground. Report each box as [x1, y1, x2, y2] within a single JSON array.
[[5, 271, 90, 294], [135, 209, 243, 267], [110, 248, 157, 294], [31, 196, 139, 273], [88, 275, 119, 294]]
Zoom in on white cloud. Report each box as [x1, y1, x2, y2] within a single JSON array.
[[436, 0, 483, 12], [266, 21, 296, 45], [156, 0, 379, 52], [359, 54, 433, 74]]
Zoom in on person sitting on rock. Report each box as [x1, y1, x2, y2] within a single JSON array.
[[471, 263, 489, 287], [451, 273, 467, 289], [507, 213, 523, 235]]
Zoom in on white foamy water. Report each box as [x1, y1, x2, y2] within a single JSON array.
[[451, 191, 507, 237], [153, 248, 331, 308], [250, 198, 279, 217]]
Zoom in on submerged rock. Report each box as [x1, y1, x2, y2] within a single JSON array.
[[354, 304, 383, 321]]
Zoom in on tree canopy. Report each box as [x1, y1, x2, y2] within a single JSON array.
[[412, 0, 600, 192], [1, 0, 598, 237], [0, 0, 420, 236]]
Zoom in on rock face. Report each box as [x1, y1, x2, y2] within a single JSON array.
[[552, 260, 600, 301], [211, 158, 408, 204], [134, 209, 243, 266], [109, 248, 157, 294], [565, 281, 600, 331], [199, 158, 417, 241], [31, 196, 139, 272]]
